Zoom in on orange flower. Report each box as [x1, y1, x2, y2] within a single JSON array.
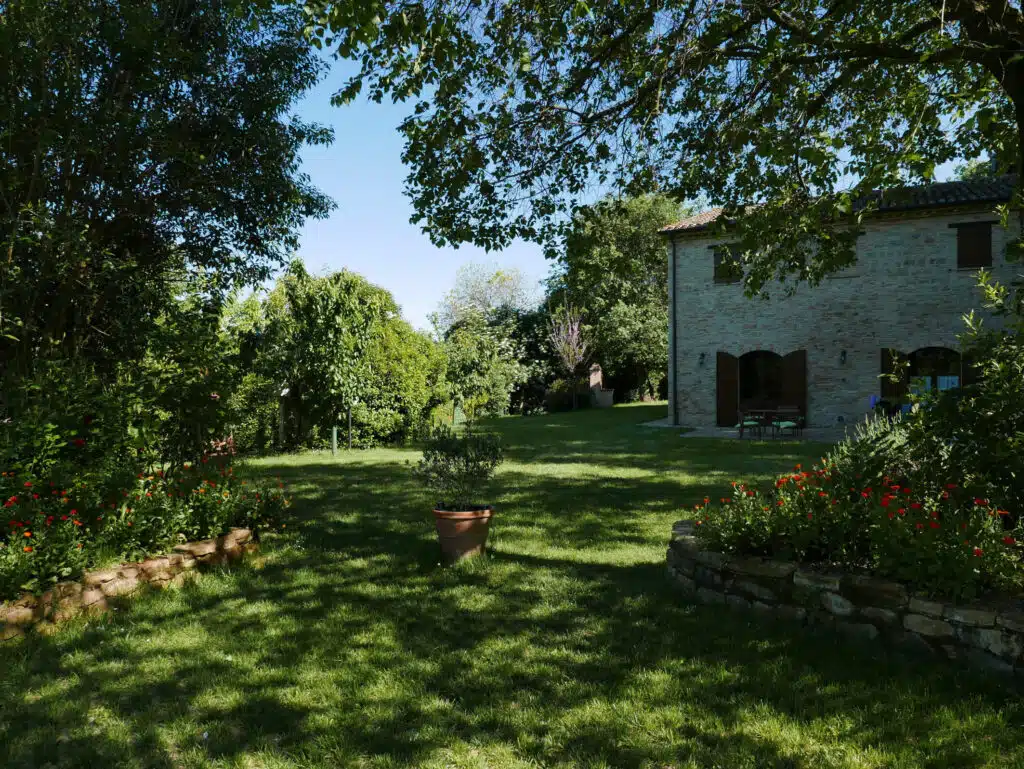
[[23, 546, 32, 553], [23, 530, 31, 538]]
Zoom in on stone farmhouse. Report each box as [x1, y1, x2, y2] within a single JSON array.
[[662, 177, 1019, 429]]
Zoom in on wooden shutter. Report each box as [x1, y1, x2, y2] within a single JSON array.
[[716, 352, 739, 427], [712, 244, 742, 284], [880, 348, 909, 401], [781, 350, 807, 422], [955, 223, 993, 269]]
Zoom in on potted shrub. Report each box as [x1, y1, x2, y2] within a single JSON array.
[[415, 425, 503, 562]]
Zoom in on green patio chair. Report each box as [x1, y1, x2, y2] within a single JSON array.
[[772, 407, 803, 439], [735, 413, 764, 439]]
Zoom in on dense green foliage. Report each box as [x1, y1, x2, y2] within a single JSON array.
[[557, 194, 681, 399], [308, 0, 1024, 287], [0, 0, 330, 526], [442, 312, 527, 421], [1, 0, 331, 380], [222, 262, 448, 451], [414, 424, 503, 509], [0, 464, 288, 600]]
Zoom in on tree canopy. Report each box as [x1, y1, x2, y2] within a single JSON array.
[[306, 0, 1024, 293], [557, 194, 681, 396], [1, 0, 332, 380]]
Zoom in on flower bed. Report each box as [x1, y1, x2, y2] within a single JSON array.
[[0, 463, 287, 601], [667, 521, 1024, 680], [1, 527, 257, 641], [692, 456, 1023, 601]]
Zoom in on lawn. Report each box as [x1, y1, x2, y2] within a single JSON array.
[[2, 404, 1022, 768]]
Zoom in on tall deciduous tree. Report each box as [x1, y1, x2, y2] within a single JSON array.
[[0, 0, 332, 382], [306, 0, 1024, 292], [431, 262, 539, 335], [558, 194, 682, 398]]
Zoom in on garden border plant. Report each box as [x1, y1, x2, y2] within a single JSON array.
[[0, 461, 289, 602]]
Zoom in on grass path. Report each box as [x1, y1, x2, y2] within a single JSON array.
[[2, 405, 1022, 768]]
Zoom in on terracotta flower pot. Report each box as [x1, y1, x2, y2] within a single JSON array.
[[433, 506, 493, 563]]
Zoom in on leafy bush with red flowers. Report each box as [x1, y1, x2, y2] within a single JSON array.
[[0, 463, 289, 601], [695, 418, 1024, 601]]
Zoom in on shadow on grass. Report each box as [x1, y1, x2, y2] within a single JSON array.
[[2, 438, 1022, 768]]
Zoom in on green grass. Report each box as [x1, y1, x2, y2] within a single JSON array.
[[2, 404, 1022, 768]]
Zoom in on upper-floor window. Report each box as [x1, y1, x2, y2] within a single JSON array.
[[712, 243, 742, 284], [950, 221, 994, 269]]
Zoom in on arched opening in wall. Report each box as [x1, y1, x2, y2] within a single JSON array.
[[880, 346, 964, 411], [716, 350, 807, 426], [909, 346, 962, 393]]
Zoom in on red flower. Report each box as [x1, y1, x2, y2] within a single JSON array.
[[880, 497, 891, 507], [60, 515, 68, 521], [929, 521, 941, 529], [897, 508, 906, 515], [832, 499, 839, 505], [930, 510, 939, 518], [941, 491, 950, 500], [807, 513, 813, 520], [23, 481, 31, 488], [818, 491, 828, 497], [861, 491, 870, 498], [903, 488, 912, 495], [746, 491, 755, 497], [946, 483, 957, 489], [910, 502, 922, 509], [888, 512, 894, 520], [32, 494, 38, 500], [997, 510, 1010, 516], [73, 438, 86, 448], [1004, 536, 1016, 546], [974, 547, 984, 557], [974, 498, 989, 506], [890, 485, 901, 491], [777, 499, 785, 506], [916, 523, 924, 530]]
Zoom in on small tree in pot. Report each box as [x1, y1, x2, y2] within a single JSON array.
[[415, 425, 503, 562]]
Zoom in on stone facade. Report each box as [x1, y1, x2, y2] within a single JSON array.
[[0, 528, 256, 641], [667, 521, 1024, 680], [666, 208, 1019, 427]]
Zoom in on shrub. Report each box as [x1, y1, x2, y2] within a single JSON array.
[[414, 426, 503, 510], [0, 464, 289, 600], [695, 418, 1024, 601]]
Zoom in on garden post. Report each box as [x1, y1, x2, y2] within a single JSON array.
[[347, 404, 352, 450], [332, 425, 337, 456]]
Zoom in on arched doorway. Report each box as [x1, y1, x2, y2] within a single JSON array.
[[909, 346, 962, 393], [881, 346, 963, 404], [716, 350, 807, 426]]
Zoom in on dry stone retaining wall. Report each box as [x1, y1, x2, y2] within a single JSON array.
[[0, 528, 256, 641], [667, 521, 1024, 680]]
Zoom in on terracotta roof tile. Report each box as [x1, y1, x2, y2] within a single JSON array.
[[660, 176, 1016, 234]]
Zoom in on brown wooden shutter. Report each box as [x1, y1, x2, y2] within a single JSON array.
[[712, 244, 742, 284], [781, 350, 807, 422], [880, 348, 909, 401], [716, 352, 739, 427], [955, 223, 993, 268]]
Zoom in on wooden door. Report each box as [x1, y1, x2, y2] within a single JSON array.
[[716, 352, 739, 427], [781, 350, 807, 422]]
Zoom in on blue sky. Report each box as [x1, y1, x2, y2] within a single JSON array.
[[293, 60, 551, 332]]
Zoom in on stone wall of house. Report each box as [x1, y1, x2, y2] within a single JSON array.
[[666, 521, 1024, 680], [0, 528, 256, 641], [667, 209, 1019, 428]]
